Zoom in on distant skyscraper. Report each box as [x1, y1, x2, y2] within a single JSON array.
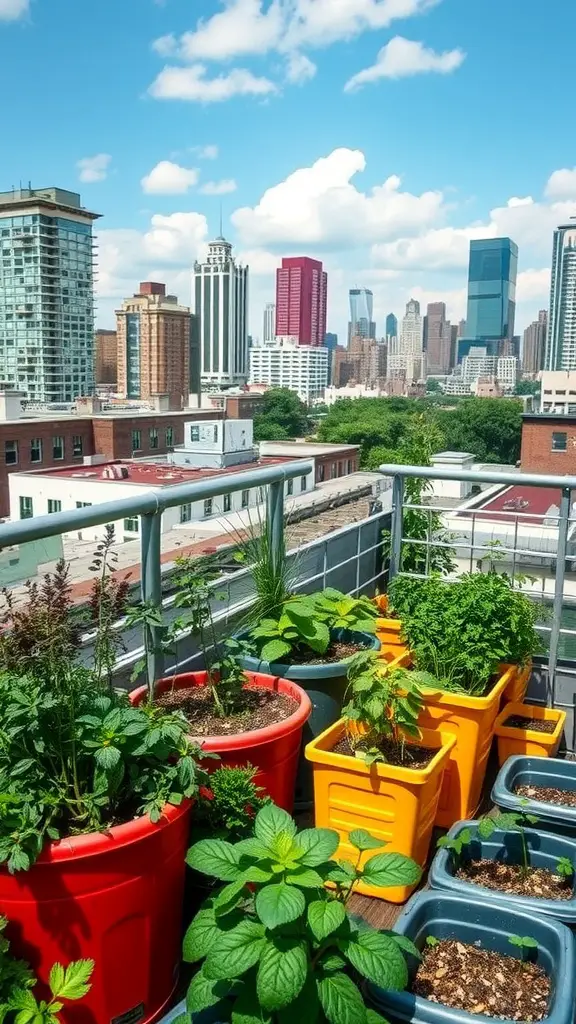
[[457, 319, 467, 338], [263, 302, 276, 345], [393, 299, 424, 380], [466, 238, 518, 344], [0, 186, 99, 402], [193, 235, 249, 388], [323, 332, 338, 384], [385, 313, 398, 339], [546, 223, 576, 370], [426, 302, 451, 374], [523, 310, 548, 374], [275, 257, 327, 346], [116, 282, 194, 411], [348, 288, 376, 343], [94, 329, 117, 385]]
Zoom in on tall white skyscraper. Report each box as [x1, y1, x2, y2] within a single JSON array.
[[348, 288, 375, 342], [263, 302, 276, 344], [193, 235, 249, 389], [546, 222, 576, 370], [391, 299, 424, 380]]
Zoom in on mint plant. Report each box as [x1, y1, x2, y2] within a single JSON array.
[[437, 827, 473, 860], [248, 596, 331, 664], [477, 811, 538, 879], [508, 935, 538, 963], [556, 856, 574, 879], [181, 803, 421, 1023], [312, 589, 378, 635]]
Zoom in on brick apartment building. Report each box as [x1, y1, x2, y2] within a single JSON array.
[[520, 413, 576, 474]]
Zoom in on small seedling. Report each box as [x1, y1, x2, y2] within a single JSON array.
[[477, 810, 538, 879], [425, 936, 440, 948], [509, 935, 538, 965], [556, 856, 575, 879], [437, 828, 473, 859]]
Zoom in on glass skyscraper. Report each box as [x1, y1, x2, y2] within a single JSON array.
[[545, 223, 576, 370], [465, 237, 518, 347], [385, 312, 398, 338], [349, 288, 375, 342], [0, 187, 99, 402]]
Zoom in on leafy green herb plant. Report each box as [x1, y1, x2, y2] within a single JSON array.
[[194, 765, 269, 842], [425, 935, 440, 948], [181, 802, 422, 1023], [477, 811, 539, 879], [508, 935, 538, 964], [312, 589, 378, 635], [437, 827, 473, 861], [556, 856, 574, 880]]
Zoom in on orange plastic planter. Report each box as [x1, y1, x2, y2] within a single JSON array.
[[373, 595, 409, 655], [494, 701, 566, 764], [305, 721, 455, 903], [385, 656, 513, 828], [501, 660, 532, 704]]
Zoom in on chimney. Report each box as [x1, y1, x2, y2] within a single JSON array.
[[139, 282, 166, 296]]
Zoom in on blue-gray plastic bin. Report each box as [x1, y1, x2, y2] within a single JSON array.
[[492, 756, 576, 835]]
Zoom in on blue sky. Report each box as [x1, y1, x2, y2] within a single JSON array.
[[1, 0, 575, 343]]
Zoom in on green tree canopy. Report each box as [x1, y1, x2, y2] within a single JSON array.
[[253, 388, 309, 441]]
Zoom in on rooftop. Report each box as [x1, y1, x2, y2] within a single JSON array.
[[458, 484, 565, 525], [16, 456, 300, 487]]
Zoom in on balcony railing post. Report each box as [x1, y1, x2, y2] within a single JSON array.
[[547, 486, 571, 708], [267, 478, 285, 572], [389, 474, 405, 580], [140, 509, 164, 691]]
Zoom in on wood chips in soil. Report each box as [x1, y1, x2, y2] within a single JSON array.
[[332, 734, 436, 769], [503, 716, 556, 734], [412, 939, 550, 1021], [456, 859, 572, 900], [154, 685, 298, 737], [516, 783, 576, 807], [288, 640, 367, 665]]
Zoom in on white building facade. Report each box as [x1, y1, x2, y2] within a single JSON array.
[[541, 370, 576, 414], [249, 339, 328, 403], [262, 303, 276, 345], [390, 299, 424, 380], [546, 223, 576, 371], [193, 237, 249, 390]]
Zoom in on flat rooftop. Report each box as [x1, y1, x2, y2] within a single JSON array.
[[458, 484, 565, 525], [17, 456, 302, 487]]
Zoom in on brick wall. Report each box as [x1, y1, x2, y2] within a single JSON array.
[[521, 416, 576, 474], [0, 419, 94, 516], [315, 451, 358, 483]]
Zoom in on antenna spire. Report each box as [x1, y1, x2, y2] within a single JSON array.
[[219, 202, 223, 239]]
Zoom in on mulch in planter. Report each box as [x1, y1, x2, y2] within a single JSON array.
[[155, 685, 298, 737], [412, 938, 550, 1021], [287, 640, 369, 665], [332, 734, 437, 770], [503, 716, 557, 734], [516, 783, 576, 808], [455, 860, 572, 900]]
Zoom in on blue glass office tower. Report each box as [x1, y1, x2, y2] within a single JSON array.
[[465, 238, 518, 346], [385, 312, 398, 338]]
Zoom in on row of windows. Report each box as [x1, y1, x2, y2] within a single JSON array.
[[131, 426, 174, 451], [5, 435, 84, 465]]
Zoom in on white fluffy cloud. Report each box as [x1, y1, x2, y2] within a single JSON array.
[[285, 51, 317, 83], [199, 179, 238, 195], [141, 160, 199, 194], [0, 0, 28, 20], [545, 168, 576, 201], [196, 144, 219, 160], [77, 154, 112, 183], [344, 35, 465, 90], [149, 64, 278, 102], [232, 147, 445, 247]]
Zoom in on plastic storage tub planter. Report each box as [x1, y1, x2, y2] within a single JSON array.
[[390, 658, 514, 828], [494, 702, 566, 764], [429, 818, 576, 925], [501, 660, 532, 704], [0, 800, 191, 1024], [492, 755, 576, 835], [131, 670, 311, 812], [365, 890, 576, 1024], [305, 718, 455, 902]]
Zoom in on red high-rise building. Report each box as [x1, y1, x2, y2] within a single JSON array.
[[275, 257, 327, 346]]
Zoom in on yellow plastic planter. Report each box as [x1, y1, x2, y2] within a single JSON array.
[[385, 656, 513, 828], [373, 595, 409, 656], [494, 701, 566, 764], [501, 660, 532, 704], [305, 720, 455, 903]]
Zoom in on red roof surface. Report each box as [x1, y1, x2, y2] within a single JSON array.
[[458, 485, 564, 525], [28, 456, 300, 487]]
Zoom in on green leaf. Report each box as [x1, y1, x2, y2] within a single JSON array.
[[381, 931, 420, 960], [261, 639, 292, 663], [477, 817, 497, 840], [204, 921, 266, 981], [51, 959, 94, 1001], [318, 952, 347, 973], [48, 964, 64, 999], [187, 839, 242, 881], [237, 838, 274, 860], [213, 879, 248, 916], [285, 866, 324, 888], [343, 931, 408, 989], [361, 853, 421, 890], [255, 804, 296, 847], [186, 966, 233, 1013], [307, 900, 346, 942], [257, 939, 308, 1011], [232, 982, 272, 1024], [348, 830, 385, 852], [317, 972, 367, 1024], [366, 1011, 389, 1023], [183, 908, 221, 962], [255, 882, 305, 929], [297, 829, 340, 866], [94, 745, 121, 771]]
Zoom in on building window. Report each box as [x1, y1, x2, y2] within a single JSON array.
[[204, 498, 213, 517], [318, 464, 325, 483], [166, 426, 174, 447], [223, 493, 231, 513], [19, 496, 33, 519], [76, 501, 92, 509], [347, 459, 353, 474], [124, 516, 139, 533], [287, 478, 293, 495], [552, 432, 568, 452], [241, 489, 250, 508], [180, 503, 192, 523], [4, 440, 18, 465], [301, 475, 307, 491], [53, 436, 64, 460], [190, 426, 200, 442], [72, 435, 83, 457], [132, 429, 141, 452], [48, 499, 62, 514], [213, 425, 219, 443], [30, 437, 42, 463], [330, 462, 337, 479], [149, 427, 158, 449]]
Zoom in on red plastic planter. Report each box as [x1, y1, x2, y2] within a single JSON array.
[[0, 799, 191, 1024], [131, 671, 312, 812]]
